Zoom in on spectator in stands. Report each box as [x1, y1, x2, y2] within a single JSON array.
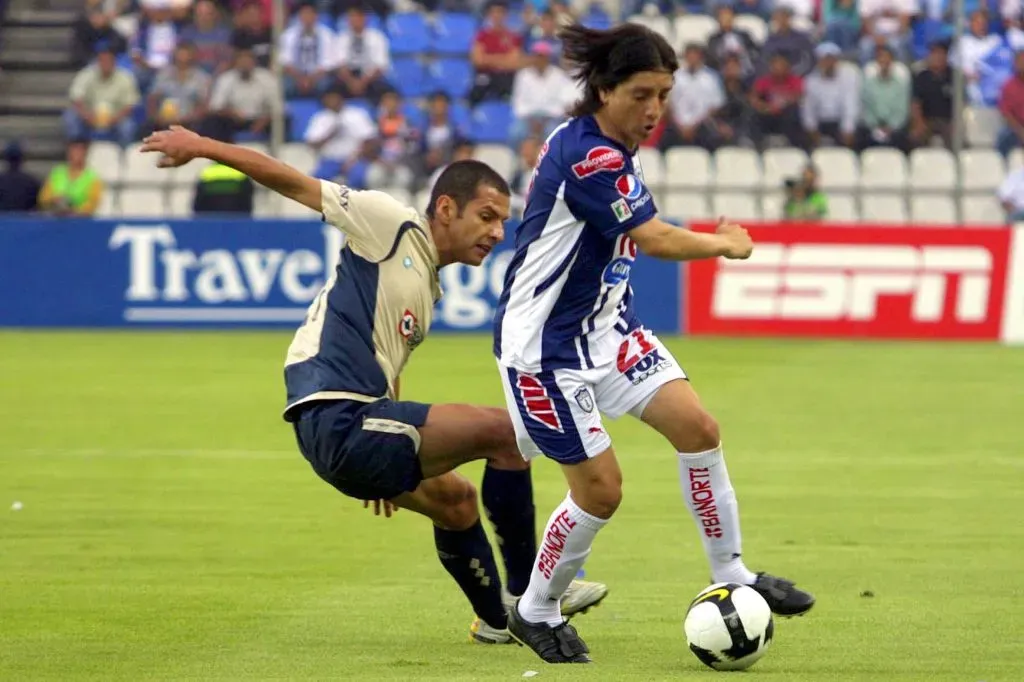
[[958, 11, 1003, 106], [192, 131, 255, 214], [998, 165, 1024, 221], [706, 5, 759, 80], [72, 1, 128, 69], [823, 0, 860, 54], [280, 2, 338, 99], [908, 41, 954, 150], [510, 42, 574, 145], [733, 0, 772, 20], [782, 164, 828, 220], [0, 142, 41, 213], [38, 139, 104, 216], [719, 54, 754, 146], [858, 0, 915, 64], [751, 53, 807, 148], [997, 51, 1024, 156], [65, 43, 140, 147], [178, 0, 233, 75], [802, 43, 859, 148], [510, 136, 541, 202], [334, 4, 392, 104], [425, 139, 475, 193], [365, 90, 415, 189], [206, 47, 276, 141], [661, 43, 726, 152], [303, 88, 377, 186], [470, 1, 523, 104], [859, 45, 910, 150], [131, 1, 179, 92], [231, 1, 272, 68], [417, 92, 463, 187], [761, 6, 815, 77], [525, 9, 562, 56], [144, 43, 211, 137]]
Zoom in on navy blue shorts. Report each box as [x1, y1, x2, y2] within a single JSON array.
[[292, 399, 431, 501]]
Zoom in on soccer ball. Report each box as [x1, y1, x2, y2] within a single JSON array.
[[684, 582, 774, 671]]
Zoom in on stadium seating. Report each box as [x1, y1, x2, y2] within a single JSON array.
[[386, 13, 431, 55], [430, 13, 477, 55], [428, 58, 473, 100]]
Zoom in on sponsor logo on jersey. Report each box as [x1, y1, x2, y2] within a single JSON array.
[[602, 234, 638, 286], [536, 509, 577, 579], [398, 309, 424, 349], [616, 329, 672, 385], [615, 174, 644, 200], [573, 386, 594, 413], [689, 467, 723, 539], [611, 198, 632, 223], [516, 373, 563, 432], [571, 146, 625, 179]]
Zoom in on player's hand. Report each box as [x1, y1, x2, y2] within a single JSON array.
[[716, 218, 753, 259], [140, 125, 204, 168], [363, 499, 398, 518]]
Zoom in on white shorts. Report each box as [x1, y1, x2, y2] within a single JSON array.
[[497, 327, 687, 464]]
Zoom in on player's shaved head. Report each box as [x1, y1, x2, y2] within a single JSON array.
[[427, 160, 510, 221], [560, 22, 678, 118]]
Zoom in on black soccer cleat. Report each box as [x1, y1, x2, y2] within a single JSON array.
[[507, 599, 592, 664], [749, 572, 815, 617]]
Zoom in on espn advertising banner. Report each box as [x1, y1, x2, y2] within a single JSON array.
[[684, 222, 1024, 344], [0, 218, 679, 331]]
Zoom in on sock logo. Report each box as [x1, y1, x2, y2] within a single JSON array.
[[536, 509, 577, 580], [689, 467, 722, 539]]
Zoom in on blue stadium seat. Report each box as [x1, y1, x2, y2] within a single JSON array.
[[431, 13, 477, 55], [912, 19, 954, 60], [469, 102, 512, 144], [580, 8, 612, 30], [428, 58, 473, 100], [391, 58, 429, 98], [287, 99, 320, 142], [386, 13, 430, 55], [336, 13, 383, 33], [449, 101, 471, 133], [402, 101, 427, 131]]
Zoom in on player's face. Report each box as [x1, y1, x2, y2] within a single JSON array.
[[449, 185, 510, 266], [602, 70, 673, 148]]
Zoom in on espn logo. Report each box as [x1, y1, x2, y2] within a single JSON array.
[[713, 244, 993, 323]]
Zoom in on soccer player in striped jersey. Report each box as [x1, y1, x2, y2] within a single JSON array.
[[492, 24, 815, 663], [140, 125, 607, 646]]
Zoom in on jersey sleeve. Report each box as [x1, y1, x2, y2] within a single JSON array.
[[319, 180, 418, 260], [562, 147, 658, 240]]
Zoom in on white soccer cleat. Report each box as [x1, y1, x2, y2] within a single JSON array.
[[469, 616, 513, 644]]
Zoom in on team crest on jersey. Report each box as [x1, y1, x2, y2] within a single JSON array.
[[615, 174, 644, 200], [516, 373, 563, 432], [571, 146, 625, 179], [573, 387, 594, 413], [398, 309, 424, 350]]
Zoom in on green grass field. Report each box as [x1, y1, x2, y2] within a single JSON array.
[[2, 332, 1023, 681]]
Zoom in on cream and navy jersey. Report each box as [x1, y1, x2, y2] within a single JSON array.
[[283, 180, 442, 421], [493, 115, 658, 373]]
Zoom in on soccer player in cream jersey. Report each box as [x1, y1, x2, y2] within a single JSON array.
[[493, 24, 815, 663], [140, 125, 607, 645]]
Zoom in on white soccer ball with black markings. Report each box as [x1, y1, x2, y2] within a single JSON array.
[[684, 582, 774, 671]]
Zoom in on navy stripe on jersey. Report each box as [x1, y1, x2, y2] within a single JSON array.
[[534, 231, 584, 298], [382, 221, 427, 261], [284, 246, 386, 419], [505, 366, 588, 464]]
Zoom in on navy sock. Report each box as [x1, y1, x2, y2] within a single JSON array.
[[482, 465, 536, 597], [434, 521, 507, 630]]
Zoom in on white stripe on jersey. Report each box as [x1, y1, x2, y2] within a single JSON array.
[[498, 181, 586, 372]]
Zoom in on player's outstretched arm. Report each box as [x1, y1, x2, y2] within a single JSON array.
[[629, 217, 753, 261], [139, 126, 322, 213]]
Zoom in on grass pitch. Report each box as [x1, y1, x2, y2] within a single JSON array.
[[1, 332, 1022, 681]]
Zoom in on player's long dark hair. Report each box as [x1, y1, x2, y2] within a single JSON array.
[[560, 22, 678, 118]]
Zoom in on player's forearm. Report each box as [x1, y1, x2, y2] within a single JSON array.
[[633, 220, 729, 261], [196, 137, 320, 211]]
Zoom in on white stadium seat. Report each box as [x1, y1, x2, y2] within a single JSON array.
[[733, 14, 768, 44], [1010, 148, 1024, 170], [168, 187, 193, 218], [965, 106, 1001, 148], [673, 14, 717, 49], [961, 196, 1006, 224], [627, 14, 673, 42], [909, 148, 956, 190], [812, 147, 859, 189], [474, 144, 515, 179], [713, 192, 760, 221], [663, 191, 710, 221], [280, 196, 320, 218], [960, 149, 1005, 191], [636, 146, 665, 189], [96, 187, 118, 217], [664, 147, 712, 188], [120, 188, 167, 217], [123, 143, 172, 186], [760, 191, 785, 220], [860, 193, 907, 223], [414, 189, 431, 213], [910, 195, 958, 225], [280, 143, 318, 175], [827, 194, 859, 222], [253, 190, 279, 218], [860, 147, 907, 190], [762, 147, 808, 189], [714, 147, 761, 190], [87, 142, 123, 184]]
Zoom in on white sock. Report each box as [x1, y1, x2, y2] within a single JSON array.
[[517, 493, 608, 627], [678, 444, 757, 586]]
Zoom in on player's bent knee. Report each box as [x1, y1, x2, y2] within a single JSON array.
[[566, 458, 623, 519], [429, 478, 480, 531], [691, 409, 721, 451]]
